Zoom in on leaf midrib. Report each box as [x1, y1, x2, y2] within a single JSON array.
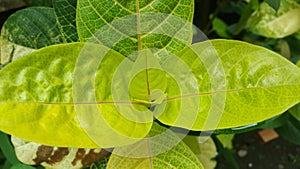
[[2, 84, 298, 105]]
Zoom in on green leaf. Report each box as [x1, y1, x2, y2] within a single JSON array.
[[31, 0, 53, 7], [289, 103, 300, 122], [276, 115, 300, 146], [10, 163, 36, 169], [213, 136, 240, 169], [216, 134, 234, 149], [0, 7, 64, 64], [3, 161, 13, 169], [0, 43, 97, 148], [86, 157, 109, 169], [246, 0, 300, 38], [258, 113, 289, 129], [106, 123, 204, 169], [76, 0, 194, 56], [0, 42, 153, 148], [212, 18, 231, 38], [156, 39, 300, 130], [183, 136, 217, 169], [53, 0, 78, 42], [264, 0, 281, 12], [0, 132, 20, 165], [213, 113, 289, 134], [1, 39, 299, 148], [233, 0, 259, 35], [274, 39, 291, 59]]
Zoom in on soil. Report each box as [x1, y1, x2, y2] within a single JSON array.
[[216, 130, 300, 169]]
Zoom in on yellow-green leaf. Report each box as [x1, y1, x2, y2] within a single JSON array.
[[156, 39, 300, 130], [106, 123, 204, 169], [246, 0, 300, 38], [183, 136, 217, 169], [0, 43, 152, 148]]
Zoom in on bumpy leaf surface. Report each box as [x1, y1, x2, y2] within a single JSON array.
[[0, 40, 299, 148], [0, 43, 152, 148]]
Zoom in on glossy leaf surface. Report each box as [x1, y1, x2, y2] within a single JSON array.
[[0, 43, 97, 148], [156, 40, 300, 130], [0, 39, 299, 148]]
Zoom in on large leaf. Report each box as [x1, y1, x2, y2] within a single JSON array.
[[246, 0, 300, 38], [0, 7, 64, 64], [1, 39, 299, 149], [76, 0, 194, 56], [0, 42, 152, 148], [106, 123, 204, 169], [0, 43, 97, 148], [156, 39, 300, 130], [53, 0, 78, 42]]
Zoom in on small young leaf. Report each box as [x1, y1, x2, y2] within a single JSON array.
[[212, 18, 231, 38], [216, 134, 234, 149]]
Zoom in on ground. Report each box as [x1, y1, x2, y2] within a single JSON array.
[[216, 130, 300, 169]]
